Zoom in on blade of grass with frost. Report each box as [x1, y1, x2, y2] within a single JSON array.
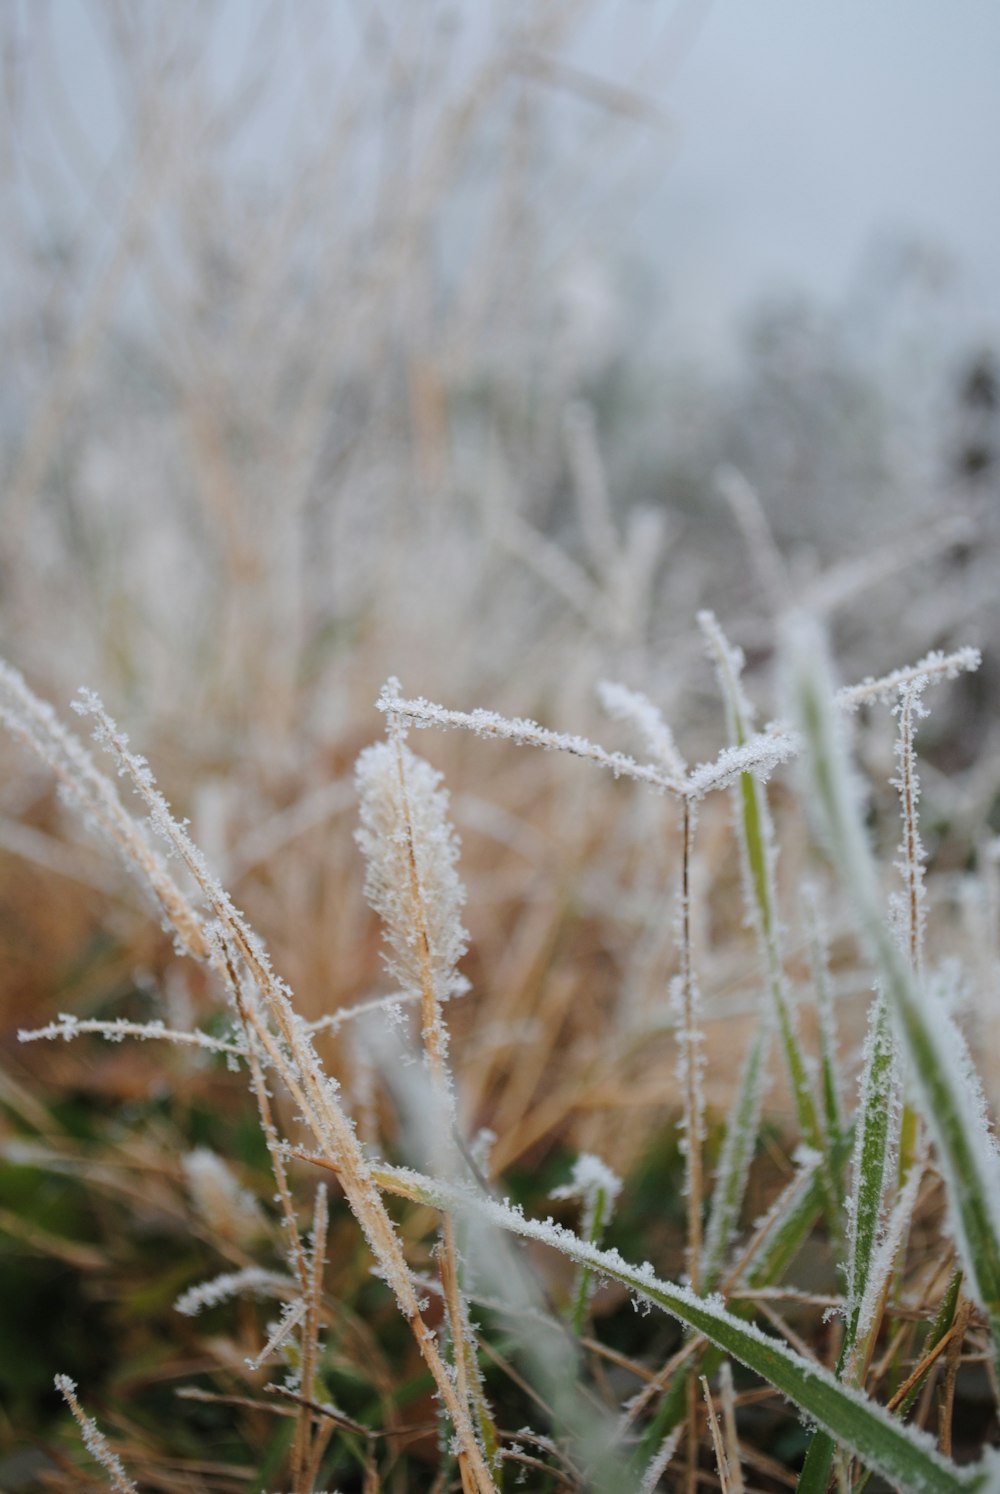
[[804, 888, 845, 1161], [802, 668, 966, 1491], [357, 1016, 624, 1492], [597, 681, 708, 1302], [798, 1019, 908, 1494], [61, 689, 498, 1494], [846, 1153, 926, 1388], [699, 612, 841, 1238], [845, 993, 898, 1350], [893, 680, 930, 1196], [355, 721, 500, 1482], [633, 1147, 831, 1481], [701, 1017, 771, 1291], [731, 1144, 826, 1293], [54, 1376, 138, 1494], [371, 1165, 994, 1494], [853, 1269, 965, 1494], [804, 1180, 928, 1494], [784, 615, 1000, 1381], [551, 1153, 621, 1337]]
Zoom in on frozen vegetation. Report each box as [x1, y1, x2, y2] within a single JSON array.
[[2, 5, 1000, 1491]]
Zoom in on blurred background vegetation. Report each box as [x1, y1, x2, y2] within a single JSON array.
[[1, 3, 999, 1487]]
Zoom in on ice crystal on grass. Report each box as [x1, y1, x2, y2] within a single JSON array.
[[551, 1152, 622, 1213], [845, 990, 899, 1320], [838, 647, 981, 711], [54, 1376, 137, 1494], [380, 686, 685, 793], [786, 613, 1000, 1366], [8, 613, 1000, 1488], [175, 1267, 296, 1317], [246, 1298, 309, 1372], [355, 738, 469, 1012], [597, 680, 687, 778], [18, 1013, 248, 1056], [684, 729, 799, 800]]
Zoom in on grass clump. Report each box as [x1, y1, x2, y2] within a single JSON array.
[[1, 617, 999, 1493]]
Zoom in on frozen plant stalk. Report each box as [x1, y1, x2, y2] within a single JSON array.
[[54, 1376, 137, 1494], [2, 667, 496, 1494], [356, 697, 496, 1481], [355, 715, 469, 1119]]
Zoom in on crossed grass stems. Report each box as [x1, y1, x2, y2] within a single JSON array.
[[3, 613, 1000, 1493]]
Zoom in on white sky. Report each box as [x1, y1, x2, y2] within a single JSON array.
[[641, 0, 1000, 353], [8, 0, 999, 364]]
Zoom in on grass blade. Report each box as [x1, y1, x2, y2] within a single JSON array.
[[372, 1164, 993, 1494], [699, 613, 841, 1240], [785, 615, 1000, 1382]]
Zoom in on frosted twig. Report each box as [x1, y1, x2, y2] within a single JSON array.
[[19, 1014, 248, 1057], [381, 686, 796, 802], [175, 1267, 297, 1318], [597, 680, 687, 779], [838, 648, 981, 711], [673, 797, 705, 1293], [246, 1298, 307, 1370], [54, 1376, 138, 1494], [380, 686, 685, 793], [701, 1374, 731, 1492], [355, 722, 492, 1468], [637, 1426, 682, 1493], [62, 690, 498, 1492], [893, 681, 929, 981], [0, 661, 210, 963], [303, 988, 420, 1036], [684, 731, 798, 799]]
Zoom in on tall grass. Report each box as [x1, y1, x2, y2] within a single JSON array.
[[4, 7, 1000, 1491], [2, 612, 998, 1491]]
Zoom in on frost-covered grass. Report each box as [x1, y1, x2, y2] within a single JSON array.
[[4, 5, 1000, 1488], [1, 613, 999, 1492]]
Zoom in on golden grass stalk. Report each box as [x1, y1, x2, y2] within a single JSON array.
[[3, 665, 497, 1493]]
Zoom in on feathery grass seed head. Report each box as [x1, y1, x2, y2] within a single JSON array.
[[355, 738, 469, 1008]]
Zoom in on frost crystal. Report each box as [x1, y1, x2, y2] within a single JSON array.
[[355, 739, 469, 1011], [54, 1376, 138, 1494]]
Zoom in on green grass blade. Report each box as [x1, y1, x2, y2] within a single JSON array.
[[796, 1423, 836, 1494], [702, 1016, 771, 1291], [785, 616, 1000, 1381], [804, 889, 845, 1161], [374, 1165, 991, 1494], [798, 995, 896, 1491], [637, 1147, 833, 1477], [897, 1266, 964, 1421], [853, 1269, 965, 1494], [700, 614, 841, 1238], [845, 992, 896, 1346]]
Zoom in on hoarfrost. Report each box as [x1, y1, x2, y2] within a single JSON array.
[[54, 1375, 138, 1494], [597, 680, 687, 778], [174, 1266, 295, 1317]]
